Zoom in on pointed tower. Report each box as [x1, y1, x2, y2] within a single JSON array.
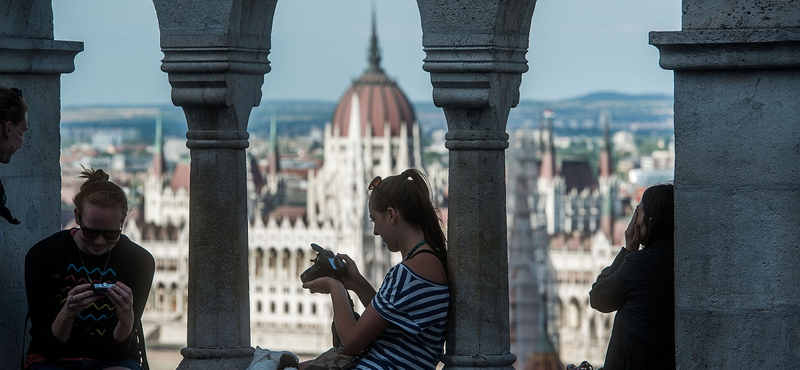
[[538, 110, 564, 234], [539, 110, 556, 181], [598, 111, 616, 243], [152, 110, 166, 177]]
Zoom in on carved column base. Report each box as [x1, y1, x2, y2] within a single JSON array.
[[177, 347, 254, 370]]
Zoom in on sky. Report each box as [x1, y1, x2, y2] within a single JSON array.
[[53, 0, 681, 107]]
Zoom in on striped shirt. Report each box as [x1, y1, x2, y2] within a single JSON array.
[[355, 262, 449, 370]]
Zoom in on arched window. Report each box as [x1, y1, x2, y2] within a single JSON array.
[[295, 249, 306, 277], [566, 297, 581, 329], [268, 248, 277, 277], [156, 283, 166, 311], [254, 248, 264, 277], [281, 248, 291, 277], [170, 283, 178, 312]]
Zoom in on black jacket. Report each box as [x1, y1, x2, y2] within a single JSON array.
[[589, 238, 675, 370]]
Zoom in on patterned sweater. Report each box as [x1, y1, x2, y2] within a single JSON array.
[[25, 230, 154, 363]]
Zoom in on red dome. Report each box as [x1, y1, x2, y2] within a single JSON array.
[[331, 68, 416, 139], [330, 20, 416, 139]]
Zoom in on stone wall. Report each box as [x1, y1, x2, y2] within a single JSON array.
[[0, 1, 82, 366], [651, 0, 800, 367]]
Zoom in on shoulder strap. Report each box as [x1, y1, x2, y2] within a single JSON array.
[[406, 249, 444, 265]]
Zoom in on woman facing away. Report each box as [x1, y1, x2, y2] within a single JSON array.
[[24, 167, 155, 370], [300, 168, 450, 370], [589, 183, 675, 370]]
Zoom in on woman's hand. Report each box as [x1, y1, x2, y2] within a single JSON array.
[[303, 277, 341, 294], [63, 283, 99, 317], [337, 254, 365, 290], [53, 283, 100, 342], [107, 281, 135, 327], [624, 207, 642, 252]]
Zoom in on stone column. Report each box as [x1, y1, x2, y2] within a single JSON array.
[[417, 1, 536, 369], [0, 1, 82, 367], [650, 1, 800, 368], [152, 1, 277, 369]]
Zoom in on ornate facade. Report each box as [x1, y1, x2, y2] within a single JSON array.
[[133, 18, 423, 356], [507, 112, 621, 367]]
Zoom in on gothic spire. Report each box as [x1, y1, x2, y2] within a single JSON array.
[[539, 110, 557, 180], [599, 110, 613, 179], [367, 2, 383, 73]]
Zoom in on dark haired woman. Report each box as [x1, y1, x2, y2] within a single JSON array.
[[0, 85, 29, 226], [24, 168, 155, 370], [0, 85, 28, 164], [300, 168, 449, 370], [590, 183, 675, 370]]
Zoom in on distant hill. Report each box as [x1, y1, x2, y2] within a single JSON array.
[[59, 92, 673, 143]]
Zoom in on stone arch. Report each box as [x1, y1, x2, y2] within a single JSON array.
[[566, 297, 582, 329]]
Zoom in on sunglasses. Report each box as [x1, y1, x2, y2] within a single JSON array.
[[81, 225, 121, 240], [369, 176, 395, 209], [10, 88, 22, 98]]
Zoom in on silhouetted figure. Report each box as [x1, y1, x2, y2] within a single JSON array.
[[0, 85, 29, 225], [590, 184, 675, 370]]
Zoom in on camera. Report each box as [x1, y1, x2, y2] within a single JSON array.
[[300, 243, 348, 283], [93, 282, 114, 296]]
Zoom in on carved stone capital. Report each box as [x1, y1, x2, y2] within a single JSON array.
[[650, 29, 800, 70], [161, 46, 269, 108], [422, 36, 528, 109], [0, 38, 83, 74]]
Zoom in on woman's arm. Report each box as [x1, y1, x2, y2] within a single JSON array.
[[589, 247, 637, 313], [337, 254, 376, 307], [304, 277, 389, 355]]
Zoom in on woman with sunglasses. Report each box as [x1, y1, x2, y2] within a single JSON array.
[[300, 168, 449, 370], [24, 167, 155, 370]]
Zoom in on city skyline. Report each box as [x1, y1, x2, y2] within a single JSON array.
[[53, 0, 681, 107]]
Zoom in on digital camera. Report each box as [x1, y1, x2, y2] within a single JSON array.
[[300, 243, 348, 283], [93, 282, 114, 296]]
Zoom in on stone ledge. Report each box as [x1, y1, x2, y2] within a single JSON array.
[[0, 38, 83, 74], [649, 29, 800, 70]]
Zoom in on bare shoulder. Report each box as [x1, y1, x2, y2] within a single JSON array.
[[403, 252, 447, 285]]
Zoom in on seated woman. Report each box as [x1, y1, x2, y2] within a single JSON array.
[[300, 168, 449, 370], [25, 167, 155, 370]]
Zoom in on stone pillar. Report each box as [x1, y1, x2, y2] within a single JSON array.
[[0, 1, 82, 367], [152, 1, 277, 369], [650, 1, 800, 368], [417, 1, 536, 369]]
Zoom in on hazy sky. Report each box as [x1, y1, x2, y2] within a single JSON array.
[[53, 0, 681, 107]]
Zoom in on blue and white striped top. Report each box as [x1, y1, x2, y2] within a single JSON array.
[[355, 262, 449, 370]]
